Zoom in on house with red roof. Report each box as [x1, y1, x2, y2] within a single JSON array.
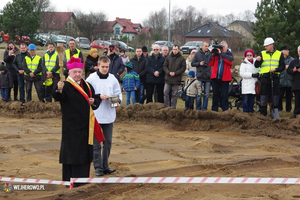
[[39, 12, 79, 36], [106, 17, 151, 41]]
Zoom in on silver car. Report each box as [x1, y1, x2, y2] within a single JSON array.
[[75, 37, 91, 50]]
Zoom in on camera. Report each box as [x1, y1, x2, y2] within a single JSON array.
[[211, 44, 223, 56], [9, 47, 13, 51]]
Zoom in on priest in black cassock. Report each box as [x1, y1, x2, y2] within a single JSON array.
[[53, 56, 104, 186]]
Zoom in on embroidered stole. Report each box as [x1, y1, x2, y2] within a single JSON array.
[[66, 77, 105, 145]]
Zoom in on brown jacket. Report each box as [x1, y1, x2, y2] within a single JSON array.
[[163, 51, 186, 85]]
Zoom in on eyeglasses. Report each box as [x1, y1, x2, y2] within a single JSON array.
[[153, 49, 159, 51], [246, 54, 253, 57]]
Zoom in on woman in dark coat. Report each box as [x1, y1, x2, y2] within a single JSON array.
[[3, 41, 19, 100], [287, 47, 300, 118], [84, 48, 99, 79]]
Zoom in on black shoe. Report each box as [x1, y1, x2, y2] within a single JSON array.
[[290, 115, 297, 119], [103, 168, 116, 174], [95, 170, 104, 176]]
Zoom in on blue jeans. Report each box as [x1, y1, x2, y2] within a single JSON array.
[[243, 94, 255, 113], [185, 95, 195, 110], [196, 81, 211, 110], [17, 75, 25, 103], [211, 79, 229, 111], [126, 90, 136, 106], [135, 82, 145, 104], [1, 88, 9, 101]]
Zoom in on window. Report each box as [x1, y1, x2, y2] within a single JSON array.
[[115, 27, 120, 34]]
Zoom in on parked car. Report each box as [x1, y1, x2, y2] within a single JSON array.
[[180, 41, 202, 54], [151, 41, 174, 52], [48, 34, 67, 47], [91, 40, 109, 50], [75, 37, 91, 50], [58, 35, 75, 47], [128, 46, 134, 52], [107, 40, 129, 51]]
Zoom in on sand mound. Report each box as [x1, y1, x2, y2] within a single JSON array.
[[0, 101, 298, 139]]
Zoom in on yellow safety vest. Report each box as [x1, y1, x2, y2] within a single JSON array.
[[44, 51, 59, 73], [24, 56, 42, 76], [260, 50, 281, 75], [65, 48, 81, 62]]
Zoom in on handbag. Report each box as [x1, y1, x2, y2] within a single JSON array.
[[179, 79, 196, 101]]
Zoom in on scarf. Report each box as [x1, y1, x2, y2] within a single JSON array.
[[66, 77, 105, 145]]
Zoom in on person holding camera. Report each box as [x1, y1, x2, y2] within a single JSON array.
[[107, 45, 125, 83], [254, 37, 285, 117], [3, 41, 19, 101], [287, 46, 300, 119], [192, 42, 212, 110], [208, 41, 234, 112]]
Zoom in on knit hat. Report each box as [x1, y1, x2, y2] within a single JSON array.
[[188, 70, 195, 78], [89, 48, 97, 56], [280, 46, 289, 51], [0, 62, 5, 71], [191, 49, 197, 54], [66, 56, 84, 70], [142, 46, 148, 52], [244, 49, 255, 58], [28, 44, 36, 50], [125, 61, 135, 70]]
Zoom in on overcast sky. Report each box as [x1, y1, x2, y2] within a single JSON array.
[[1, 0, 261, 23]]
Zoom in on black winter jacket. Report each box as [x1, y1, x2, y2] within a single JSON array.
[[131, 55, 147, 83], [4, 48, 19, 79], [108, 53, 125, 82], [0, 70, 13, 89], [146, 53, 165, 84], [287, 57, 300, 91], [13, 51, 30, 75], [191, 48, 212, 82]]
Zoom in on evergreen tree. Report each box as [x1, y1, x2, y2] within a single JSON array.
[[252, 0, 300, 57], [2, 0, 41, 41]]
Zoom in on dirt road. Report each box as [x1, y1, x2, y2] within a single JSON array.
[[1, 102, 300, 199]]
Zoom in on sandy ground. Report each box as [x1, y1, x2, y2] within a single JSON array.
[[0, 101, 300, 199]]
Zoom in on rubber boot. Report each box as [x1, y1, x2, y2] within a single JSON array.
[[260, 106, 267, 116]]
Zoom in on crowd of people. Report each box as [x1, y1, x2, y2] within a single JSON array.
[[1, 36, 300, 185], [1, 37, 299, 118]]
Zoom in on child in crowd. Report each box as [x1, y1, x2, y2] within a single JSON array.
[[122, 62, 140, 106], [184, 70, 201, 110], [0, 62, 13, 102]]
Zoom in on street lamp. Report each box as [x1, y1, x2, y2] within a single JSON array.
[[168, 0, 170, 42]]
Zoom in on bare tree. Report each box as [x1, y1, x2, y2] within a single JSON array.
[[143, 8, 168, 40], [75, 11, 108, 41]]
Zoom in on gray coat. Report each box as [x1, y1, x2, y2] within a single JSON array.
[[191, 48, 212, 82]]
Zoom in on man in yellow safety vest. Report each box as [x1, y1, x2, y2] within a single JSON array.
[[41, 42, 61, 102], [22, 44, 44, 102], [254, 37, 285, 117], [64, 39, 83, 78]]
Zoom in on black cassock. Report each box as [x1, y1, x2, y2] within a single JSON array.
[[53, 79, 100, 182]]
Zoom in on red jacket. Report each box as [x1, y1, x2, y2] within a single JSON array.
[[209, 56, 233, 81]]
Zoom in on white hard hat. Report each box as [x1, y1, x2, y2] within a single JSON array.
[[263, 37, 274, 46]]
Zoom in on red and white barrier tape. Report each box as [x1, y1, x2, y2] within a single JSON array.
[[0, 177, 69, 186], [2, 176, 300, 190], [70, 177, 300, 189]]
